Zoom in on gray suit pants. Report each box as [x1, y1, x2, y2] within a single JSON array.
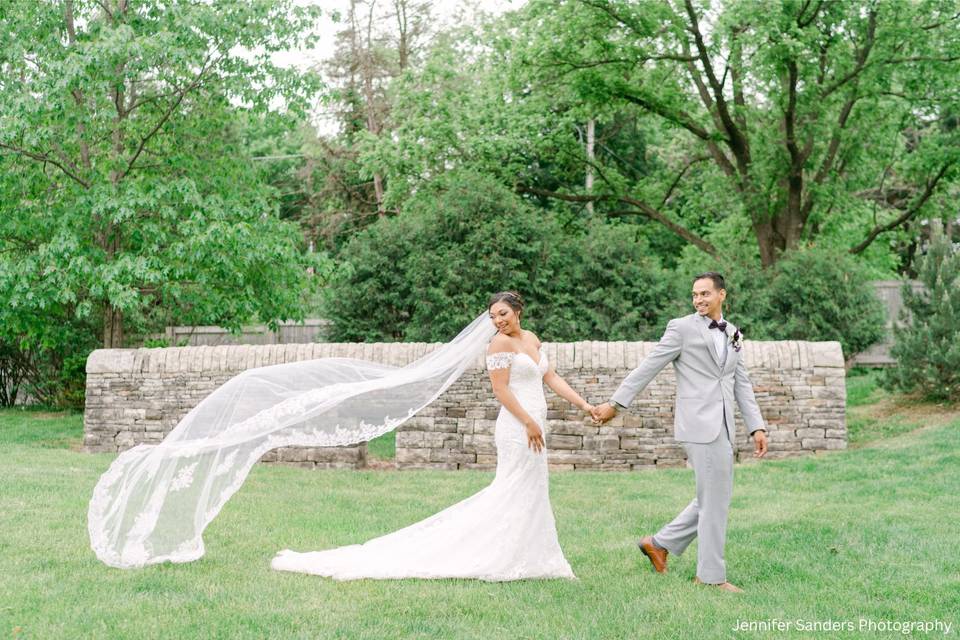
[[652, 428, 734, 584]]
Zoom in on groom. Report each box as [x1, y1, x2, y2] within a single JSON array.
[[592, 272, 767, 593]]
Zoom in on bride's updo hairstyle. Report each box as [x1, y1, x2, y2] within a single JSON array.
[[488, 291, 524, 319]]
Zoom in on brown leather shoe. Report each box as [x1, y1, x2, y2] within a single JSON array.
[[638, 536, 668, 573], [693, 577, 744, 593]]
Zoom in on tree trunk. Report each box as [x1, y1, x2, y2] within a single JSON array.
[[753, 219, 781, 268], [585, 118, 595, 215], [783, 172, 805, 250], [359, 0, 385, 216], [102, 305, 124, 349], [395, 0, 409, 71]]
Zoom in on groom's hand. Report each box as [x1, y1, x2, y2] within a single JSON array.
[[752, 430, 768, 458], [591, 403, 617, 424]]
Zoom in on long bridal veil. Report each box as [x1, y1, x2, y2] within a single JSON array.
[[88, 312, 496, 568]]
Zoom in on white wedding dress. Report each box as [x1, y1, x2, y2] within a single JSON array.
[[270, 345, 575, 581]]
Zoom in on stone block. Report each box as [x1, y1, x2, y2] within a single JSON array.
[[399, 463, 459, 471], [655, 444, 685, 458], [599, 462, 631, 471], [801, 438, 831, 450], [278, 447, 307, 463], [462, 434, 496, 453], [306, 447, 363, 464], [655, 458, 688, 468], [397, 431, 424, 447], [583, 434, 621, 452], [396, 448, 431, 463], [445, 452, 478, 464], [547, 435, 582, 450], [549, 451, 602, 465], [549, 422, 598, 437]]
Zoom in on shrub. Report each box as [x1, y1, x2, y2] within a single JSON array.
[[883, 222, 960, 402], [323, 170, 672, 342], [764, 246, 887, 359], [535, 220, 673, 342], [668, 245, 886, 358]]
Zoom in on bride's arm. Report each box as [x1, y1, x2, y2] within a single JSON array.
[[489, 364, 539, 428], [543, 366, 593, 413], [489, 366, 539, 428], [487, 337, 544, 452]]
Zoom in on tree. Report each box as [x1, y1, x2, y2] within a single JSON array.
[[0, 0, 328, 351], [314, 0, 433, 224], [509, 0, 960, 266], [884, 221, 960, 402]]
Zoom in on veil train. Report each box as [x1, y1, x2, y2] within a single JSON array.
[[88, 313, 496, 568]]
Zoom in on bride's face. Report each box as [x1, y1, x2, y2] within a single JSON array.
[[489, 302, 521, 334]]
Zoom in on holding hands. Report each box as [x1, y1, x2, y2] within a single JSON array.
[[591, 402, 617, 425]]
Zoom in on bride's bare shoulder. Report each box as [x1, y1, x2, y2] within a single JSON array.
[[487, 333, 515, 354], [522, 329, 542, 349]]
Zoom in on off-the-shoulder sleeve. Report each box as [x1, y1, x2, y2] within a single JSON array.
[[485, 352, 514, 370]]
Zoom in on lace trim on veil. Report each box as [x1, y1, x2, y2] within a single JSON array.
[[88, 312, 497, 568]]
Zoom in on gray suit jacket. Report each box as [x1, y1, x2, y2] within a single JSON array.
[[611, 313, 766, 444]]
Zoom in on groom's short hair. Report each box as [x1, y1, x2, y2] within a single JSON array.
[[693, 271, 726, 291]]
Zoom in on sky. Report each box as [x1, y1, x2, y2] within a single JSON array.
[[272, 0, 524, 70], [267, 0, 524, 133]]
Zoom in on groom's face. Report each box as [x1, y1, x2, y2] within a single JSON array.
[[692, 278, 726, 317]]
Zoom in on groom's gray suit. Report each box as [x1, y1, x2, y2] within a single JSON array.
[[610, 312, 765, 584]]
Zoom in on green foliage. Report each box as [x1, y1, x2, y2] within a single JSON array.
[[324, 170, 556, 341], [670, 243, 886, 358], [324, 170, 672, 342], [764, 246, 887, 358], [884, 223, 960, 402], [534, 221, 673, 342], [509, 0, 960, 266], [0, 0, 331, 405], [325, 166, 883, 352], [846, 367, 885, 409], [0, 278, 99, 408]]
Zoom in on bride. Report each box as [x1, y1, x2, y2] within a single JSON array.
[[271, 291, 593, 581], [88, 291, 592, 577]]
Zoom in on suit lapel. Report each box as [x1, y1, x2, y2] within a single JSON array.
[[694, 315, 722, 371]]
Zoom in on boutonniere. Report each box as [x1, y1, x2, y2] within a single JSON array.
[[728, 327, 743, 352]]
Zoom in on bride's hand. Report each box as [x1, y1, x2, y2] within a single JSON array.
[[524, 422, 544, 454], [581, 402, 595, 415]]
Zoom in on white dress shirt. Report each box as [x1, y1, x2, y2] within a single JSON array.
[[702, 313, 727, 363]]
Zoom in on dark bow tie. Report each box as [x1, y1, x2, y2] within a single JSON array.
[[708, 319, 727, 332]]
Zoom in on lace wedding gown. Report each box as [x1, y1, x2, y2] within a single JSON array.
[[270, 345, 575, 581]]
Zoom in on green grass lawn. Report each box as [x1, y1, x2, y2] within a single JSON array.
[[367, 430, 396, 460], [846, 367, 960, 446], [2, 385, 958, 639]]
